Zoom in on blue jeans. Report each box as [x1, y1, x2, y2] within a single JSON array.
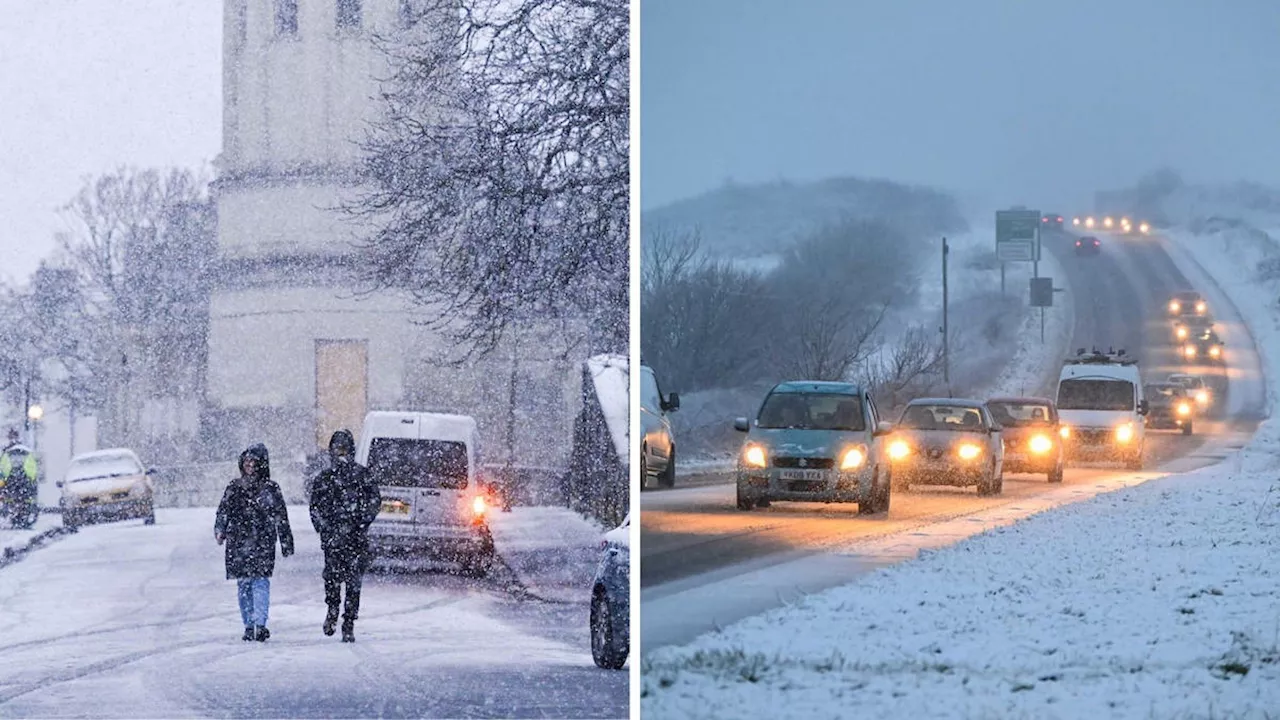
[[236, 577, 271, 628]]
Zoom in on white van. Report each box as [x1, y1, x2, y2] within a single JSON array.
[[357, 411, 495, 575], [1055, 350, 1149, 470]]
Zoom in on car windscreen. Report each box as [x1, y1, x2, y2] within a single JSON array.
[[756, 392, 865, 431], [1143, 385, 1184, 405], [1057, 379, 1134, 411], [367, 438, 469, 489], [67, 455, 142, 482], [897, 404, 986, 432], [1170, 376, 1204, 389], [986, 402, 1052, 426]]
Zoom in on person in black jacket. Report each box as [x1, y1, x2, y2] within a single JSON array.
[[215, 443, 294, 642], [309, 429, 381, 642]]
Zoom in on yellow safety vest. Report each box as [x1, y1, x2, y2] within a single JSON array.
[[0, 450, 37, 482]]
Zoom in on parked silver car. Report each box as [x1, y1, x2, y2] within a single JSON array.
[[58, 448, 156, 530], [639, 365, 679, 489], [590, 513, 629, 670]]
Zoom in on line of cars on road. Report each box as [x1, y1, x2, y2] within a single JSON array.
[[729, 333, 1223, 515]]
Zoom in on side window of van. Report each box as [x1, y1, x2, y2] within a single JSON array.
[[865, 394, 880, 428]]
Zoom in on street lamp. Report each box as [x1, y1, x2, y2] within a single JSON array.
[[27, 404, 43, 454]]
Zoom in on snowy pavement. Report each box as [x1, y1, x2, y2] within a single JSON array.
[[639, 232, 1280, 717], [0, 505, 626, 718]]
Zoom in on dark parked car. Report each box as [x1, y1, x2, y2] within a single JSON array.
[[590, 514, 629, 670]]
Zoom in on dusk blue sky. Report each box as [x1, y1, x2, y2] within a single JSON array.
[[640, 0, 1280, 211]]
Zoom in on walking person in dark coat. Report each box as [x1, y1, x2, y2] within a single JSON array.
[[309, 429, 380, 642], [215, 443, 294, 642]]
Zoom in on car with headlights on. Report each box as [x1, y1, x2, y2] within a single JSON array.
[[1144, 383, 1195, 435], [733, 381, 891, 514], [58, 448, 156, 530], [883, 399, 1005, 496], [590, 513, 629, 670], [1172, 314, 1213, 343], [1168, 373, 1213, 409], [985, 397, 1065, 483], [1168, 291, 1207, 317], [1181, 327, 1225, 365]]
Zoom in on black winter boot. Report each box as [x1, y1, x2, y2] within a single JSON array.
[[323, 607, 340, 636], [242, 627, 254, 642], [255, 626, 270, 642], [341, 619, 355, 643]]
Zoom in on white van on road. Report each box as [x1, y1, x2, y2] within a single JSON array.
[[1056, 350, 1149, 470], [357, 411, 495, 576]]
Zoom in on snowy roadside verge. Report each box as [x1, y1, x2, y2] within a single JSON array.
[[978, 246, 1074, 400], [0, 515, 66, 569]]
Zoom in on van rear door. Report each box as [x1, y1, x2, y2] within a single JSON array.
[[367, 434, 472, 534]]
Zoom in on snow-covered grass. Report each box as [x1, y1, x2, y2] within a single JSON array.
[[979, 243, 1074, 400], [641, 461, 1280, 718], [639, 226, 1280, 717]]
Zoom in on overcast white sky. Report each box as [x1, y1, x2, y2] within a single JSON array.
[[0, 1, 222, 284], [641, 0, 1280, 212]]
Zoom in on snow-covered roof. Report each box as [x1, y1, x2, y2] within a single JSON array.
[[586, 354, 629, 467]]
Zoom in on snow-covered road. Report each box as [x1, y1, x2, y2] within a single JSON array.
[[0, 506, 627, 718]]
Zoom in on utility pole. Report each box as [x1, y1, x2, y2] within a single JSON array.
[[942, 237, 950, 386]]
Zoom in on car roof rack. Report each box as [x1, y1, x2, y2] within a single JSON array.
[[1065, 346, 1139, 366]]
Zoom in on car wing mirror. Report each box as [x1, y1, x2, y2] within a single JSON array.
[[873, 421, 893, 437], [1138, 400, 1150, 415], [733, 417, 750, 432], [664, 392, 681, 412]]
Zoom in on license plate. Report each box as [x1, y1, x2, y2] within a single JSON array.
[[779, 469, 826, 481], [381, 500, 410, 514]]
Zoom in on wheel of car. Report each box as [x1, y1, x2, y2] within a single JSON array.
[[755, 498, 771, 508], [858, 467, 889, 515], [1048, 462, 1064, 484], [639, 454, 649, 492], [977, 461, 998, 497], [658, 447, 676, 488], [590, 591, 628, 670], [462, 550, 494, 578], [735, 484, 754, 511], [1125, 448, 1145, 471], [1182, 421, 1194, 436], [143, 501, 156, 526]]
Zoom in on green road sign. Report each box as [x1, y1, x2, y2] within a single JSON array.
[[996, 209, 1041, 262]]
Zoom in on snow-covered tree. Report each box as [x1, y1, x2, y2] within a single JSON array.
[[354, 0, 629, 357]]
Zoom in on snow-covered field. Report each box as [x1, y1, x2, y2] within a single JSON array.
[[639, 231, 1280, 717]]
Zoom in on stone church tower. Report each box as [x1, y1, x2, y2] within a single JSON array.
[[208, 0, 584, 473]]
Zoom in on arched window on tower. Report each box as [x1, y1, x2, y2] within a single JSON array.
[[275, 0, 298, 37], [337, 0, 362, 30]]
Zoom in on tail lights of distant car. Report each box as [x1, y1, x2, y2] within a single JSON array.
[[839, 446, 867, 470], [743, 445, 767, 468], [956, 443, 982, 461], [1028, 435, 1054, 454]]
